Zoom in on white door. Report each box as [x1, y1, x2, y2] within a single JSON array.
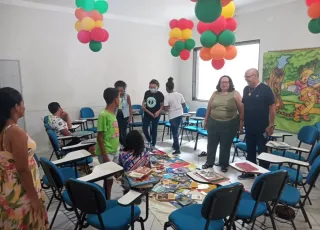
[[0, 60, 25, 129]]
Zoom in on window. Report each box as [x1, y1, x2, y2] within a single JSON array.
[[192, 40, 260, 101]]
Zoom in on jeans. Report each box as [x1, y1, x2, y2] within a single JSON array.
[[206, 116, 238, 167], [117, 110, 129, 145], [170, 116, 182, 151], [246, 132, 269, 169], [143, 114, 160, 146]]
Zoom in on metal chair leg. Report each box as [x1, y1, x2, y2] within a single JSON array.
[[194, 132, 199, 150], [162, 126, 166, 141], [300, 203, 312, 229], [50, 200, 62, 229]]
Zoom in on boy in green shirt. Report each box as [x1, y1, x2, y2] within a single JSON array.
[[95, 87, 120, 199]]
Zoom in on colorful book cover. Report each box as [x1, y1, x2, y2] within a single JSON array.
[[127, 175, 159, 187]]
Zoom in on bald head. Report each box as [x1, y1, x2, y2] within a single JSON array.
[[245, 68, 260, 88]]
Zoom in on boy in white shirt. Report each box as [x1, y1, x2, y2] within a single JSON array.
[[163, 77, 186, 154]]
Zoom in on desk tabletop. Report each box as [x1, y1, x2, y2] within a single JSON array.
[[62, 141, 95, 150], [72, 120, 87, 124], [71, 130, 93, 137], [188, 111, 196, 115], [190, 117, 205, 120], [230, 160, 270, 174], [271, 133, 293, 138], [267, 141, 309, 153], [71, 124, 80, 130], [183, 113, 192, 117], [83, 117, 98, 121], [52, 150, 91, 165], [258, 152, 309, 167], [78, 162, 123, 182]]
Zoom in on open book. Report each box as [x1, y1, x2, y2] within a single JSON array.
[[128, 167, 153, 179], [195, 169, 228, 183], [268, 141, 290, 149]]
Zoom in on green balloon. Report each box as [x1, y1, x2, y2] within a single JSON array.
[[174, 41, 185, 52], [185, 39, 196, 51], [89, 41, 102, 52], [195, 0, 222, 23], [95, 0, 109, 14], [200, 31, 217, 48], [218, 30, 236, 46], [308, 19, 320, 34], [316, 18, 320, 29], [171, 47, 180, 57], [82, 0, 95, 11], [75, 0, 84, 8]]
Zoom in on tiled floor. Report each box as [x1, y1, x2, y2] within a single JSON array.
[[39, 133, 320, 230]]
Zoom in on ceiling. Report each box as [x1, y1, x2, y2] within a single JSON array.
[[4, 0, 298, 25]]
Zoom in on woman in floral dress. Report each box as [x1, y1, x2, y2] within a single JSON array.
[[0, 87, 49, 230]]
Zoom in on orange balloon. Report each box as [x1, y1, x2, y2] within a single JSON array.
[[200, 48, 212, 61], [168, 38, 178, 46], [75, 8, 88, 20], [308, 3, 320, 19], [225, 45, 237, 60], [221, 0, 232, 7], [210, 44, 227, 60], [88, 10, 103, 21]]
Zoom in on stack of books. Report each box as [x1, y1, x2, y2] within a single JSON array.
[[235, 162, 258, 173], [194, 169, 228, 184]]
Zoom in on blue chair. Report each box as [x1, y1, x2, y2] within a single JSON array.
[[194, 128, 208, 150], [162, 121, 172, 141], [278, 156, 320, 229], [40, 157, 81, 229], [315, 122, 320, 142], [65, 178, 144, 230], [164, 183, 244, 230], [130, 104, 144, 130], [269, 142, 320, 187], [46, 130, 93, 169], [272, 126, 318, 161], [188, 107, 207, 126], [184, 104, 190, 114], [34, 153, 50, 189], [235, 170, 288, 229], [80, 107, 97, 133]]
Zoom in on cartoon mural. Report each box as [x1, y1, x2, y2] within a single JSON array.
[[263, 48, 320, 133]]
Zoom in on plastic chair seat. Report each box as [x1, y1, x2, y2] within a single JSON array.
[[164, 122, 171, 127], [169, 204, 224, 230], [87, 200, 141, 230], [269, 165, 303, 184], [86, 127, 97, 133], [236, 191, 267, 219], [158, 121, 166, 125], [183, 126, 199, 132], [235, 143, 258, 152], [233, 138, 240, 143], [272, 150, 306, 161], [279, 185, 301, 206], [188, 120, 203, 125], [198, 129, 208, 136]]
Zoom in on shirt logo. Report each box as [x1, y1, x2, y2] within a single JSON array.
[[146, 97, 156, 108]]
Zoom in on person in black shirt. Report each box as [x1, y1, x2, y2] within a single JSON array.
[[239, 68, 276, 180], [142, 79, 164, 150]]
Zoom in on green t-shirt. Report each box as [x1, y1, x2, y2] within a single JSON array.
[[95, 110, 119, 155]]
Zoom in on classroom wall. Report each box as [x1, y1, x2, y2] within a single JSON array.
[[0, 4, 178, 150], [177, 0, 319, 146]]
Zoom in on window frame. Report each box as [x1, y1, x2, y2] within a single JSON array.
[[192, 39, 261, 102]]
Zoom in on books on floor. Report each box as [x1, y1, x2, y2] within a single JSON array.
[[175, 194, 193, 206], [156, 193, 175, 201], [194, 169, 228, 184], [126, 175, 159, 188], [128, 166, 153, 179], [235, 162, 259, 172]]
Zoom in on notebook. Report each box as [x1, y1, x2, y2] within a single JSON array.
[[235, 162, 259, 172]]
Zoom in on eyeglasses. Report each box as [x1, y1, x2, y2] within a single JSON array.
[[245, 74, 255, 79], [221, 81, 230, 84]]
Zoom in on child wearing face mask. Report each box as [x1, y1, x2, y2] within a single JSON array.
[[142, 79, 164, 150]]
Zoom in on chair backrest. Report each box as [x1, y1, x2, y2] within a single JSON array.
[[132, 104, 143, 115], [251, 170, 288, 203], [43, 115, 49, 124], [46, 129, 60, 152], [80, 107, 95, 118], [309, 142, 320, 165], [40, 157, 65, 189], [201, 183, 243, 221], [306, 155, 320, 185], [298, 126, 318, 145], [66, 178, 106, 214], [196, 107, 207, 117], [183, 104, 190, 113]]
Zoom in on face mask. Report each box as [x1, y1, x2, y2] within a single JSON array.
[[150, 88, 158, 93]]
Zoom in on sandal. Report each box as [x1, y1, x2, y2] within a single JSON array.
[[198, 151, 207, 157], [202, 163, 213, 169]]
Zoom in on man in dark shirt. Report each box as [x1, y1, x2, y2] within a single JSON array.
[[239, 68, 276, 180]]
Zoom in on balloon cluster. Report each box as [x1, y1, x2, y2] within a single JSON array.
[[197, 1, 237, 70], [75, 0, 109, 52], [306, 0, 320, 34], [169, 19, 196, 61]]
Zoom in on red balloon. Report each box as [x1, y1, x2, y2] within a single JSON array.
[[221, 0, 232, 7], [190, 0, 197, 2], [187, 20, 194, 29], [197, 21, 211, 34], [75, 8, 87, 20], [77, 30, 91, 44], [210, 16, 226, 35], [169, 19, 178, 29], [101, 29, 109, 42], [306, 0, 320, 6], [180, 50, 190, 60], [91, 28, 106, 42], [211, 59, 225, 70], [226, 18, 237, 31], [88, 10, 103, 21], [178, 18, 189, 30]]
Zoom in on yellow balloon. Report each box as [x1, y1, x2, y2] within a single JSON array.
[[75, 20, 82, 32], [95, 20, 104, 28], [169, 28, 182, 39], [221, 1, 235, 18], [80, 17, 95, 31], [182, 29, 192, 39]]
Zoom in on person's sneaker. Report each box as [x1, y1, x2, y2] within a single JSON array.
[[172, 150, 181, 155], [238, 173, 255, 180], [202, 163, 213, 169]]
